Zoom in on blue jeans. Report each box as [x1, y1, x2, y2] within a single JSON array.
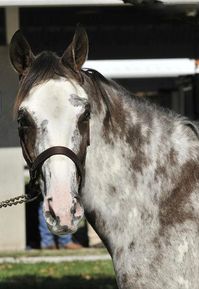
[[38, 202, 72, 248]]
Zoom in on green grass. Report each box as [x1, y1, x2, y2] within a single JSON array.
[[0, 260, 117, 289]]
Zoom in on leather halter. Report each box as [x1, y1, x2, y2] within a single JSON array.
[[21, 143, 85, 199], [18, 111, 90, 200], [29, 146, 83, 181]]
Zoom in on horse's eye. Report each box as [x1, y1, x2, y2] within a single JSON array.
[[84, 110, 90, 121], [18, 117, 31, 129], [79, 109, 90, 122]]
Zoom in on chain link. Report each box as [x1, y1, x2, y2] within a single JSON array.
[[0, 193, 40, 208]]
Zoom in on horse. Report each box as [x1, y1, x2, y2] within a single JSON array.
[[9, 27, 199, 289]]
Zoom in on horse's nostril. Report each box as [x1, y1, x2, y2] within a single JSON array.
[[70, 204, 76, 215], [48, 202, 56, 220]]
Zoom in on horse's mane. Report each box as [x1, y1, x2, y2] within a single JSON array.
[[82, 69, 113, 117], [82, 69, 199, 140]]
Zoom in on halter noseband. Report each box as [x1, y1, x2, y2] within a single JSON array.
[[23, 145, 85, 200], [30, 146, 83, 180]]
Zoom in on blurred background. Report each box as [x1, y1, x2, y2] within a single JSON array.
[[0, 0, 199, 251]]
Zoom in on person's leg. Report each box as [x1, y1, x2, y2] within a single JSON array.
[[38, 202, 56, 249], [58, 234, 72, 247], [58, 234, 83, 249]]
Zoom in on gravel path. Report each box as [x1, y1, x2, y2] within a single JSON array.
[[0, 254, 111, 263]]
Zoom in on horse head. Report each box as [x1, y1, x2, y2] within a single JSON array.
[[9, 28, 90, 235]]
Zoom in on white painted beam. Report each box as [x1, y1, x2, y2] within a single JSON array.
[[0, 0, 123, 6], [163, 0, 199, 3], [0, 0, 198, 6], [84, 59, 199, 78]]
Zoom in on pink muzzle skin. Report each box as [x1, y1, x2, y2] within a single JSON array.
[[20, 145, 86, 235], [43, 191, 84, 235]]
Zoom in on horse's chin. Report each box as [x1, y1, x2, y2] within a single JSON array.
[[44, 209, 84, 236], [45, 216, 82, 236], [47, 223, 78, 236]]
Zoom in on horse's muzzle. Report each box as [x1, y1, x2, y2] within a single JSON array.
[[43, 197, 84, 235]]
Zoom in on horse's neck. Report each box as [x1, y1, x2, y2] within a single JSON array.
[[83, 86, 199, 254]]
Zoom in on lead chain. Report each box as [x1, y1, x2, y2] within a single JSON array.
[[0, 193, 40, 208]]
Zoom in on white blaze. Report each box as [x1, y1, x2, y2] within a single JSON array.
[[20, 77, 88, 231]]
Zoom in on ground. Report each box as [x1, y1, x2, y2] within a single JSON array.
[[0, 249, 117, 289]]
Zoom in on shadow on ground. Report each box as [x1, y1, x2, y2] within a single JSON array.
[[0, 275, 118, 289]]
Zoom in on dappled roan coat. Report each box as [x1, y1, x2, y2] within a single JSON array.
[[83, 76, 199, 289], [9, 28, 199, 289]]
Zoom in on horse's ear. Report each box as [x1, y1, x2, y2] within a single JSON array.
[[61, 27, 89, 72], [9, 30, 35, 75]]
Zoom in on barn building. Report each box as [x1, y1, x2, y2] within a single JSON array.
[[0, 0, 198, 249]]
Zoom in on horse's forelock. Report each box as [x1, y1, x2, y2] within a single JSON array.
[[14, 51, 78, 115]]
